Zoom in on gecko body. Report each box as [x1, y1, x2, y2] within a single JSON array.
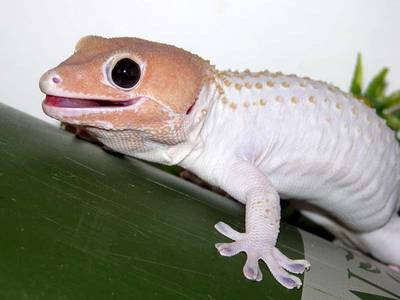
[[39, 36, 400, 289]]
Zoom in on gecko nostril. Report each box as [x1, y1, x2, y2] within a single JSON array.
[[52, 75, 61, 84]]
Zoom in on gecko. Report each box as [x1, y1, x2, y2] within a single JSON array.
[[39, 36, 400, 289]]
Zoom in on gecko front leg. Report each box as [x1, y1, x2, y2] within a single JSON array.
[[214, 161, 310, 289]]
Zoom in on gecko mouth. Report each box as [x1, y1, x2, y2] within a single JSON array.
[[43, 95, 139, 108]]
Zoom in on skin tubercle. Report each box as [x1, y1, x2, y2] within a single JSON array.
[[216, 69, 358, 111], [212, 69, 390, 141]]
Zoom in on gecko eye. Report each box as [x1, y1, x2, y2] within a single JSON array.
[[111, 58, 141, 89]]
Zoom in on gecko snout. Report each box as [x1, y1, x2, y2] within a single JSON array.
[[39, 71, 63, 95]]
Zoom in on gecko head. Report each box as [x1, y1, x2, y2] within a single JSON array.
[[40, 35, 212, 147]]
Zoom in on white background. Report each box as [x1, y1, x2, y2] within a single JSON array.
[[0, 0, 399, 124]]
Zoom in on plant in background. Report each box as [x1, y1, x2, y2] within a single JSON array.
[[350, 54, 400, 139]]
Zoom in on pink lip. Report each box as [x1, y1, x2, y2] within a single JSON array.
[[43, 95, 139, 108]]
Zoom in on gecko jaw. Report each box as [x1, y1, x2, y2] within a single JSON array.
[[42, 95, 146, 122], [43, 95, 141, 109]]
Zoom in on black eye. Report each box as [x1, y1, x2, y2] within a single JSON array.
[[111, 58, 141, 89]]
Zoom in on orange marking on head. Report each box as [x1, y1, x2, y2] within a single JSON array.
[[40, 36, 213, 148]]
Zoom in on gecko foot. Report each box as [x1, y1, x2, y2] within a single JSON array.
[[388, 264, 400, 272], [214, 221, 310, 289]]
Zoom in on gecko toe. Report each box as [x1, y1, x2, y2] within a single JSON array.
[[262, 253, 303, 289], [273, 247, 310, 274], [215, 241, 243, 257], [278, 274, 302, 289], [287, 262, 310, 273], [214, 222, 243, 240], [243, 254, 263, 281]]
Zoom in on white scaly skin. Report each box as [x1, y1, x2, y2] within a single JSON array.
[[175, 69, 400, 288], [40, 37, 400, 289]]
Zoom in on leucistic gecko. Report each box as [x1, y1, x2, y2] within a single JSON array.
[[39, 36, 400, 289]]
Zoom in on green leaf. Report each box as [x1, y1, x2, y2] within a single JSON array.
[[381, 90, 400, 109], [383, 114, 400, 131], [0, 103, 307, 299], [350, 53, 363, 97], [365, 67, 388, 108]]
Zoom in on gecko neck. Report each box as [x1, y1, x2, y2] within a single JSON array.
[[132, 75, 219, 165], [131, 68, 299, 166]]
